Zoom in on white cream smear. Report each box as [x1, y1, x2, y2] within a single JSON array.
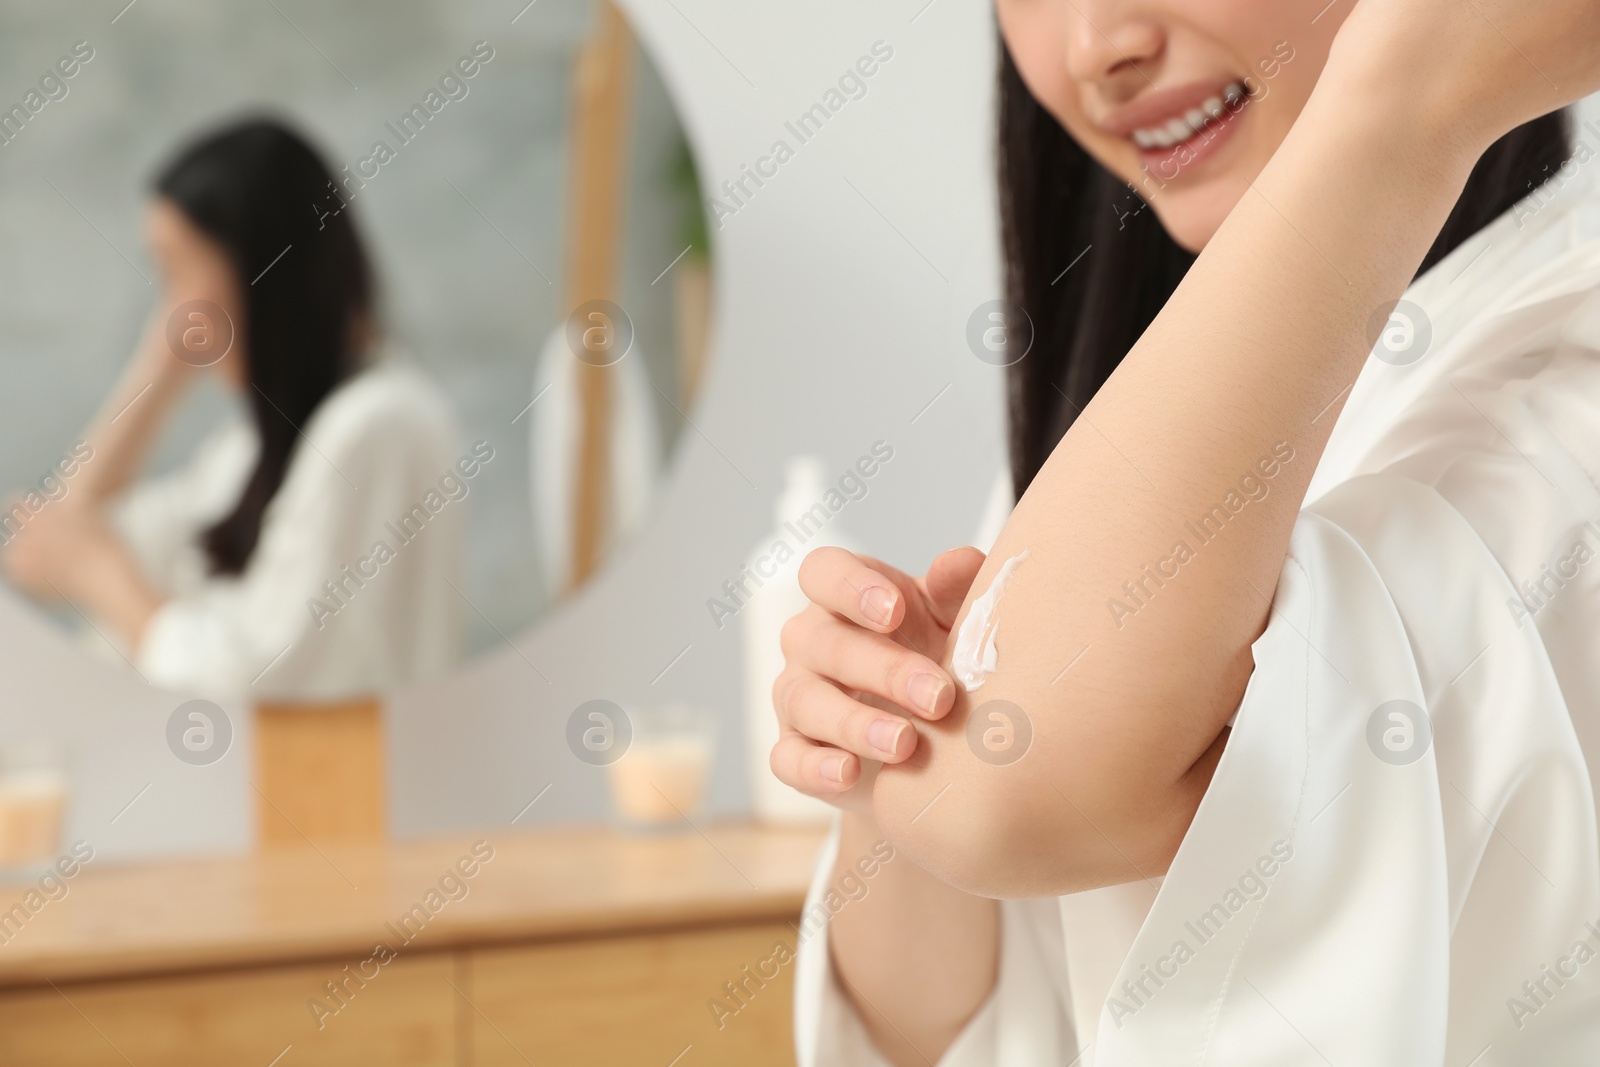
[[950, 549, 1029, 692]]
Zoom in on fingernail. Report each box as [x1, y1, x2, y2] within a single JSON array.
[[907, 672, 949, 717], [867, 718, 907, 757], [824, 752, 850, 783], [860, 586, 896, 625]]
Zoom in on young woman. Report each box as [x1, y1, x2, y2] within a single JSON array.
[[774, 1, 1600, 1063], [1, 118, 463, 702]]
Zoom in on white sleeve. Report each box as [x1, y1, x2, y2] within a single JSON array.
[[793, 820, 1078, 1066], [134, 443, 351, 702], [132, 366, 463, 702], [111, 422, 255, 597], [1084, 470, 1600, 1065]]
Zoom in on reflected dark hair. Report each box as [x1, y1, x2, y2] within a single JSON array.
[[154, 116, 375, 575], [998, 45, 1572, 500]]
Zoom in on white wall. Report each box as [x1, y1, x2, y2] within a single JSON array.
[[0, 587, 250, 860]]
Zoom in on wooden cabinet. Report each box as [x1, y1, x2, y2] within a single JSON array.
[[0, 825, 822, 1066]]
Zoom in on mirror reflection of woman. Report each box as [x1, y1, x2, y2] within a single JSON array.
[[2, 118, 463, 703], [772, 1, 1600, 1063]]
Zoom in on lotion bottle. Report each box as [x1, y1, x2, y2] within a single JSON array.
[[743, 457, 843, 824]]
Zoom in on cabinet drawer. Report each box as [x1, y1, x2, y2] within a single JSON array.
[[466, 922, 798, 1067], [0, 953, 458, 1067]]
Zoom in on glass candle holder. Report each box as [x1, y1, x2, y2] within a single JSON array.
[[606, 704, 715, 832], [0, 742, 70, 872]]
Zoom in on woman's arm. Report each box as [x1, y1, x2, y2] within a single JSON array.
[[75, 306, 199, 503], [772, 548, 1004, 1064], [828, 810, 998, 1067], [2, 306, 200, 642], [873, 4, 1600, 897]]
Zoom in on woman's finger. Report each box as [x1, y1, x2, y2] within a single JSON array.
[[797, 546, 907, 632], [781, 606, 954, 720], [769, 734, 859, 795], [776, 669, 918, 762], [924, 546, 987, 630]]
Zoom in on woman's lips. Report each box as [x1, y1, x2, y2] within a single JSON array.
[[1135, 100, 1245, 180], [1128, 82, 1245, 148], [1101, 79, 1254, 183]]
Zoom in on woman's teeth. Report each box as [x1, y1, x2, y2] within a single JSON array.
[[1130, 81, 1246, 150]]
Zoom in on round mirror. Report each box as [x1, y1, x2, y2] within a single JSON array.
[[0, 0, 711, 699]]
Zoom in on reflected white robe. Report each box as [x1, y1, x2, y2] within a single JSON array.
[[110, 359, 464, 703], [795, 171, 1600, 1065]]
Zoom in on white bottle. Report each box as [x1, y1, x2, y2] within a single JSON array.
[[743, 457, 847, 824]]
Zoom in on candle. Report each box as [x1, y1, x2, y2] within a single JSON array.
[[0, 770, 68, 868], [606, 705, 715, 829]]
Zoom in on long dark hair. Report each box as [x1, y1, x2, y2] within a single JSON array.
[[154, 117, 375, 574], [998, 46, 1572, 500]]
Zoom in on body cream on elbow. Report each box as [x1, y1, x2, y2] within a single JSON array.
[[950, 550, 1028, 691]]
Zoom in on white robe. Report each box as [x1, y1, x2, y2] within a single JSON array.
[[795, 170, 1600, 1065], [109, 358, 465, 703]]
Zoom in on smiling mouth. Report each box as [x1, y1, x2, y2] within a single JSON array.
[[1128, 81, 1247, 150]]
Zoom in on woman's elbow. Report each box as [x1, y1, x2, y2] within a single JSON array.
[[871, 762, 1036, 898], [871, 729, 1210, 898]]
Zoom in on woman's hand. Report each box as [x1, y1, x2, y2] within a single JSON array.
[[1324, 0, 1600, 153], [2, 499, 162, 646], [770, 546, 985, 812], [1, 498, 95, 602]]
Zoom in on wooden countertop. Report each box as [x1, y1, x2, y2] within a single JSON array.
[[0, 822, 828, 989]]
